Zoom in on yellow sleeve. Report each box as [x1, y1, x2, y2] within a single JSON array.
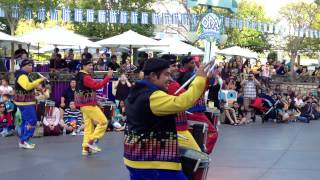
[[150, 76, 206, 116], [17, 75, 43, 91]]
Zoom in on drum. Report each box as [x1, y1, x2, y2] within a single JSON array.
[[180, 147, 211, 180], [187, 120, 208, 153]]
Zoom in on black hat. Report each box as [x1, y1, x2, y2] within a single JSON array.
[[181, 56, 193, 66], [143, 58, 170, 75], [81, 58, 93, 66], [161, 54, 177, 65], [20, 59, 33, 67]]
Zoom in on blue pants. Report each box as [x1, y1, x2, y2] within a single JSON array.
[[127, 167, 188, 180], [18, 105, 37, 142]]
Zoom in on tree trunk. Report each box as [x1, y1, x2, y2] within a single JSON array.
[[289, 51, 297, 81], [10, 27, 15, 73]]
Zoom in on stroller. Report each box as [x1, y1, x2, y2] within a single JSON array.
[[250, 95, 280, 123]]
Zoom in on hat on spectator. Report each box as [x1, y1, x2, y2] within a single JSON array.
[[143, 58, 169, 76], [81, 58, 92, 66], [181, 56, 193, 66], [161, 54, 177, 65], [20, 59, 33, 67]]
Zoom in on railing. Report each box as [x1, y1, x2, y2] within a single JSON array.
[[270, 75, 320, 84]]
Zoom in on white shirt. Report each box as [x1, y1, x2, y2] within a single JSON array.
[[0, 85, 13, 95], [43, 107, 61, 126]]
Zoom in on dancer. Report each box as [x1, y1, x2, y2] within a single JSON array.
[[74, 58, 112, 155], [14, 59, 46, 149], [124, 58, 209, 179], [162, 54, 200, 151]]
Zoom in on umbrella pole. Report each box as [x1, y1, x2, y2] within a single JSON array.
[[27, 44, 30, 58], [130, 45, 133, 64], [208, 42, 212, 62], [37, 42, 40, 60]]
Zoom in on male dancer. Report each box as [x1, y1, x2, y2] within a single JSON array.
[[14, 59, 46, 149], [74, 58, 112, 155], [124, 58, 210, 179], [162, 54, 200, 151]]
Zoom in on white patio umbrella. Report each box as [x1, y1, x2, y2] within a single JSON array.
[[17, 26, 100, 47], [0, 31, 18, 42], [138, 37, 205, 55], [96, 30, 166, 48], [217, 46, 258, 59]]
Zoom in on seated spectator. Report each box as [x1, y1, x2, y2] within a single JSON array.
[[43, 106, 62, 136], [60, 79, 76, 109], [81, 47, 92, 60], [108, 55, 120, 71], [95, 58, 107, 71], [112, 100, 126, 131], [233, 102, 246, 125], [50, 54, 68, 73], [0, 102, 13, 137], [92, 48, 100, 64], [120, 59, 137, 73], [2, 94, 14, 114], [63, 101, 83, 135], [220, 100, 239, 125], [0, 78, 13, 96]]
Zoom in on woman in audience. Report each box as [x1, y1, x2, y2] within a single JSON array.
[[43, 105, 62, 136], [114, 73, 132, 102], [0, 78, 13, 97]]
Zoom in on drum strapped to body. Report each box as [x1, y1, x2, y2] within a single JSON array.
[[179, 147, 211, 180], [187, 120, 208, 153]]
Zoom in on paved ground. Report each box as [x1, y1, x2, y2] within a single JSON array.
[[1, 120, 320, 180]]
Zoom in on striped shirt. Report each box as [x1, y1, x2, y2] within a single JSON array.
[[63, 108, 83, 127]]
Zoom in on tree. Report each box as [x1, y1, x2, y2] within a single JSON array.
[[278, 2, 319, 78], [0, 0, 60, 71], [223, 0, 271, 53]]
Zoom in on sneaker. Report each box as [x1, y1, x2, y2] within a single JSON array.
[[82, 147, 98, 156], [19, 141, 35, 149], [27, 140, 36, 148], [87, 140, 102, 152], [71, 131, 77, 136]]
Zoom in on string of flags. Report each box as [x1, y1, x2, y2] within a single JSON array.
[[0, 6, 319, 39]]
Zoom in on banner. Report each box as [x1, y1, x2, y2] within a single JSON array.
[[0, 5, 319, 39]]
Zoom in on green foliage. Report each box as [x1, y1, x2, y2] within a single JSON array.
[[223, 0, 271, 53], [279, 2, 319, 54], [267, 51, 277, 61], [69, 0, 155, 39]]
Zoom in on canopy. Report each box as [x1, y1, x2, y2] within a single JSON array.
[[17, 26, 100, 47], [138, 37, 205, 55], [0, 31, 18, 42], [96, 30, 165, 48], [217, 46, 258, 59]]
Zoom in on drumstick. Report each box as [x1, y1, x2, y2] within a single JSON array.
[[37, 72, 49, 83], [178, 134, 188, 140], [174, 61, 214, 95], [97, 95, 108, 100]]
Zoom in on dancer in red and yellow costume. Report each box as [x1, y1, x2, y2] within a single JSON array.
[[74, 58, 113, 155]]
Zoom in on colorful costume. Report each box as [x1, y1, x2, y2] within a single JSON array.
[[167, 80, 201, 151], [75, 68, 110, 154], [124, 58, 206, 179], [14, 60, 44, 149]]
